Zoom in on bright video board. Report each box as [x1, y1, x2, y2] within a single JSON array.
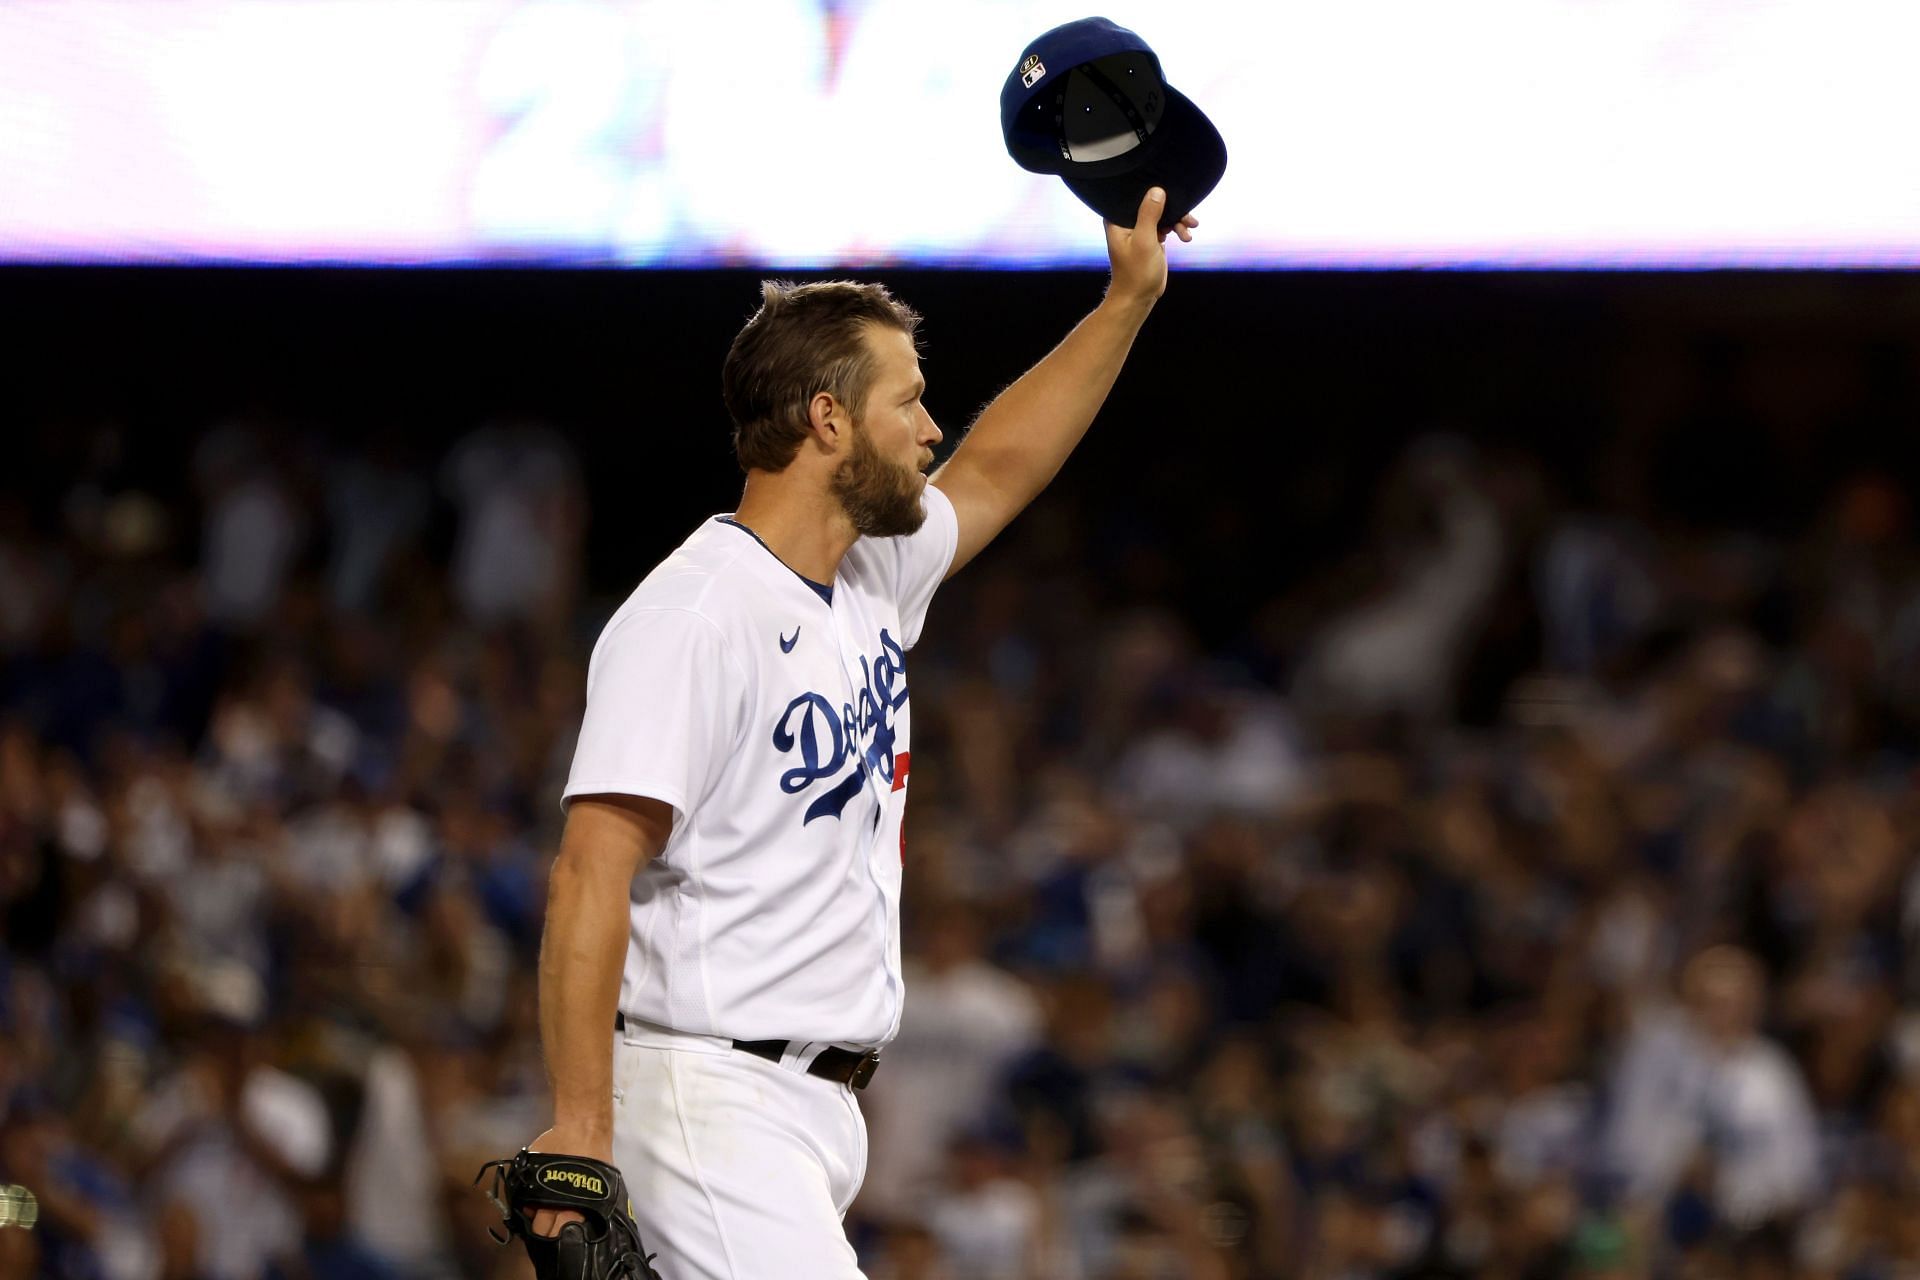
[[2, 1, 1916, 267]]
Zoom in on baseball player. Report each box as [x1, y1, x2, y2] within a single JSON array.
[[517, 189, 1196, 1279]]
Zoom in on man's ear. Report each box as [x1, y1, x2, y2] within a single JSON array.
[[807, 391, 848, 449]]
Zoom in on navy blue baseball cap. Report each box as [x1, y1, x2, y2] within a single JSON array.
[[1000, 17, 1226, 231]]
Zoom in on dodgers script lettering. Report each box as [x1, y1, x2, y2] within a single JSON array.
[[771, 629, 908, 823]]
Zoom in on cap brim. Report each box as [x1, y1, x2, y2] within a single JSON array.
[[1058, 85, 1225, 231]]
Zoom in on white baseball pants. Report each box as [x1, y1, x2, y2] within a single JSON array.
[[611, 1019, 870, 1280]]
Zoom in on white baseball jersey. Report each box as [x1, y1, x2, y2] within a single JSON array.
[[564, 484, 958, 1048]]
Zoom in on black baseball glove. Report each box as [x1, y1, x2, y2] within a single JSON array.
[[475, 1149, 661, 1280]]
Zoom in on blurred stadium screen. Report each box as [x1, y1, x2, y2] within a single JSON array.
[[3, 0, 1918, 268]]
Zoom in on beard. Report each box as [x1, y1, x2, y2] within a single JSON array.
[[831, 420, 927, 537]]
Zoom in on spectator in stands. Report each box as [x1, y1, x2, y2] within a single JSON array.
[[1603, 946, 1821, 1232]]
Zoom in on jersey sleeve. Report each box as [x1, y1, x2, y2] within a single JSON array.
[[562, 606, 745, 825], [891, 482, 959, 650]]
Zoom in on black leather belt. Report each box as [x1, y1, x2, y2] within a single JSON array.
[[615, 1012, 880, 1090]]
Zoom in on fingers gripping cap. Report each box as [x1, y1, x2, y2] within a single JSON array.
[[999, 16, 1226, 229]]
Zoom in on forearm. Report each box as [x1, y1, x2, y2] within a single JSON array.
[[948, 292, 1154, 507], [538, 850, 631, 1151], [932, 190, 1183, 576]]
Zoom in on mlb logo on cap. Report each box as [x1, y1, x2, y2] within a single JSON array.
[[1000, 17, 1227, 231]]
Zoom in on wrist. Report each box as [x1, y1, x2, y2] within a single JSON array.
[[1097, 288, 1157, 326], [550, 1113, 612, 1136], [535, 1120, 614, 1163]]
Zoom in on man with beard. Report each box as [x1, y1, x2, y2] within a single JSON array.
[[521, 189, 1196, 1279]]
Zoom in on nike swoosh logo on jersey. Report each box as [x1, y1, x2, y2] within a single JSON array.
[[779, 627, 801, 653]]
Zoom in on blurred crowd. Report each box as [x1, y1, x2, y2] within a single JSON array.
[[2, 408, 1918, 1280]]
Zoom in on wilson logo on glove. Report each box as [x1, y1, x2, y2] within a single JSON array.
[[475, 1149, 661, 1280], [542, 1166, 607, 1197]]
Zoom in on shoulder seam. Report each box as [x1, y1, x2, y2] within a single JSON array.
[[607, 602, 751, 692]]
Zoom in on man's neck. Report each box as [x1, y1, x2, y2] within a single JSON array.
[[732, 470, 858, 585]]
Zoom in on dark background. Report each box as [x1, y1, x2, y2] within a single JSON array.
[[13, 266, 1919, 639]]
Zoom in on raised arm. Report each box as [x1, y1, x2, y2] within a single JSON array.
[[931, 186, 1196, 577]]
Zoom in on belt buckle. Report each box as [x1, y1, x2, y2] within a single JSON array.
[[849, 1050, 880, 1091]]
